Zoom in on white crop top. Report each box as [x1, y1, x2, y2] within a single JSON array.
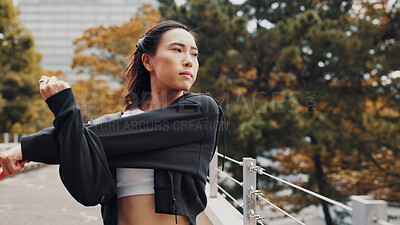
[[116, 107, 155, 198]]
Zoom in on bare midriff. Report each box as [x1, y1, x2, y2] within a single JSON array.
[[118, 194, 190, 225]]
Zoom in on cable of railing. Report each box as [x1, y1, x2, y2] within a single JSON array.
[[255, 193, 305, 225], [207, 175, 243, 208], [210, 154, 392, 225], [217, 168, 243, 186], [255, 168, 353, 212], [243, 159, 305, 225], [216, 184, 243, 208], [217, 152, 243, 166]]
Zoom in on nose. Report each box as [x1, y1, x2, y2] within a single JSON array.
[[183, 53, 193, 68]]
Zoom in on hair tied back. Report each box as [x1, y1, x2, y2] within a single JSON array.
[[136, 35, 146, 51]]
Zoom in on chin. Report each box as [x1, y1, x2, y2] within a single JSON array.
[[179, 85, 192, 92]]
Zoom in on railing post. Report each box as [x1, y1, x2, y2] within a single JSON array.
[[4, 133, 9, 143], [243, 157, 257, 225], [14, 133, 18, 143], [351, 195, 388, 225], [209, 146, 218, 198]]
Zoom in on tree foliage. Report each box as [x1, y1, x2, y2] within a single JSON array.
[[70, 75, 125, 122], [69, 4, 160, 119], [158, 0, 400, 223], [71, 4, 160, 81], [34, 0, 399, 223], [0, 0, 52, 134]]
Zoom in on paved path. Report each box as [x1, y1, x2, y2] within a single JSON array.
[[0, 165, 102, 225]]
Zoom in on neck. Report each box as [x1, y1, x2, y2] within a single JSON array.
[[140, 90, 185, 111]]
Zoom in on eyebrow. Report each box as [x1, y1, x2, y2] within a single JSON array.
[[168, 42, 198, 51]]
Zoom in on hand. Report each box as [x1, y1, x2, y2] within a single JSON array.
[[0, 144, 28, 179], [39, 75, 71, 100]]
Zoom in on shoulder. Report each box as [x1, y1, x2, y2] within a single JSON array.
[[183, 92, 221, 114], [87, 112, 122, 125]]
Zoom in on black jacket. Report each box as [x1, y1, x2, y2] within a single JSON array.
[[20, 88, 226, 225]]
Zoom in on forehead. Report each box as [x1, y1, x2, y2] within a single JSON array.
[[159, 28, 197, 48]]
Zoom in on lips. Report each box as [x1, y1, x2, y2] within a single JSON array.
[[179, 71, 193, 77]]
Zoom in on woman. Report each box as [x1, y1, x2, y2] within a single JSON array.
[[0, 20, 226, 225]]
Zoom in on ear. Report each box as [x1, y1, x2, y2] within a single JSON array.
[[141, 53, 153, 72]]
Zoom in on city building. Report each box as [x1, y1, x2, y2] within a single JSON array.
[[15, 0, 157, 86]]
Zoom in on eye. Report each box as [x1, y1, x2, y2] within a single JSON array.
[[173, 48, 182, 53], [192, 52, 199, 57]]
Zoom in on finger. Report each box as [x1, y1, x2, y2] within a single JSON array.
[[39, 76, 50, 88], [19, 160, 28, 165], [3, 157, 16, 175], [57, 80, 66, 88], [48, 76, 58, 84], [53, 82, 64, 92], [14, 161, 25, 171], [0, 155, 4, 179], [40, 75, 50, 83], [7, 158, 19, 174], [1, 161, 10, 177], [55, 81, 69, 91], [4, 156, 19, 175], [60, 80, 70, 89]]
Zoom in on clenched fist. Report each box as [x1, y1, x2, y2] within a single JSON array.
[[39, 75, 71, 100], [0, 144, 27, 179]]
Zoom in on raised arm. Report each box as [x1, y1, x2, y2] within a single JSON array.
[[17, 86, 221, 206], [21, 88, 219, 164], [0, 76, 116, 206]]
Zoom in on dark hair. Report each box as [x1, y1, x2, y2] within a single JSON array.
[[123, 20, 197, 111]]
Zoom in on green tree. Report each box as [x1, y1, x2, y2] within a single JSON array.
[[70, 4, 160, 118], [0, 0, 49, 134], [72, 4, 160, 80], [158, 0, 400, 224], [71, 75, 125, 122]]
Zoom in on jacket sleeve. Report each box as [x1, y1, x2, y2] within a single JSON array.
[[21, 88, 117, 207], [20, 127, 60, 164], [20, 88, 220, 205], [21, 89, 219, 161]]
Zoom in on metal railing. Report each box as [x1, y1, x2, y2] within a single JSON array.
[[208, 147, 394, 225], [0, 133, 24, 151], [0, 133, 24, 143]]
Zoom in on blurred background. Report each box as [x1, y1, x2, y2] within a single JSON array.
[[0, 0, 399, 224]]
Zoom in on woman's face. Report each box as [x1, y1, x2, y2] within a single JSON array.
[[144, 28, 199, 93]]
